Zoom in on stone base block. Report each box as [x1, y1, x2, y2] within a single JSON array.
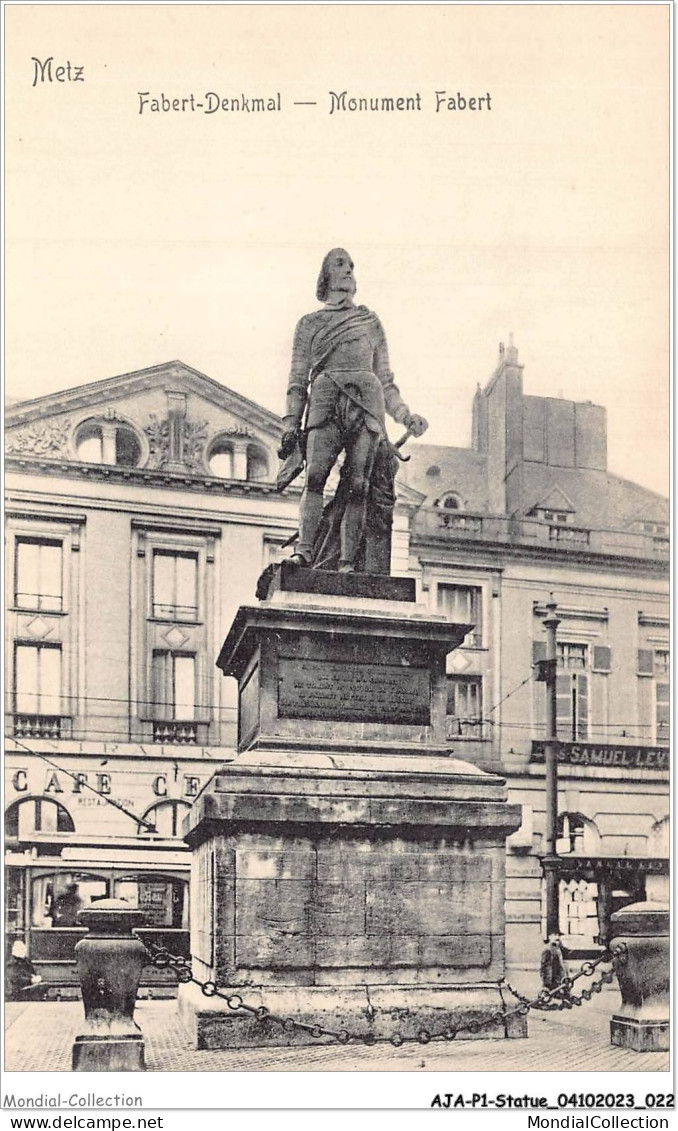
[[178, 982, 527, 1050], [610, 1015, 670, 1053], [72, 1034, 145, 1071]]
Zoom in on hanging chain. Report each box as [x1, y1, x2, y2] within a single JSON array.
[[142, 940, 627, 1047], [503, 944, 628, 1013]]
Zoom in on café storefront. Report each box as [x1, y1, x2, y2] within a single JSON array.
[[4, 752, 209, 993]]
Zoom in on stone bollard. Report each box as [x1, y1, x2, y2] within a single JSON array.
[[609, 901, 669, 1053], [72, 899, 147, 1071]]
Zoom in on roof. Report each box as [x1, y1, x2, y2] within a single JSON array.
[[401, 444, 489, 511]]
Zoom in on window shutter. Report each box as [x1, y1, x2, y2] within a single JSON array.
[[532, 641, 547, 665], [556, 673, 573, 737], [152, 651, 169, 720], [592, 646, 611, 672], [575, 673, 588, 740], [637, 648, 654, 676]]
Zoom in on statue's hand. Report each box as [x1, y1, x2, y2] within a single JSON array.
[[278, 428, 300, 460], [406, 413, 429, 438]]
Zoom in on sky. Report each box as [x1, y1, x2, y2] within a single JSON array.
[[5, 4, 670, 496]]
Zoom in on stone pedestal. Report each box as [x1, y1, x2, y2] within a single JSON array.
[[180, 566, 525, 1047], [72, 900, 147, 1072], [609, 901, 670, 1053]]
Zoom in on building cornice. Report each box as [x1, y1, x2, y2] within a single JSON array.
[[412, 531, 670, 578], [532, 602, 609, 622], [638, 612, 670, 629], [5, 455, 288, 495]]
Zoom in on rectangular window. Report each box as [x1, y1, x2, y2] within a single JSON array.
[[654, 650, 669, 743], [15, 539, 63, 611], [437, 585, 482, 646], [14, 643, 62, 716], [557, 642, 588, 670], [445, 676, 484, 738], [152, 551, 198, 621], [556, 642, 588, 740], [152, 651, 196, 720]]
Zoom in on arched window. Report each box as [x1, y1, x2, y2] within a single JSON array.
[[207, 438, 234, 478], [246, 444, 269, 482], [441, 493, 462, 510], [647, 815, 669, 857], [75, 419, 142, 467], [557, 812, 601, 855], [138, 800, 191, 838], [5, 797, 75, 840]]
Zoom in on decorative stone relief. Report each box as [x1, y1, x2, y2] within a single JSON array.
[[6, 418, 72, 457], [183, 419, 209, 472], [144, 415, 170, 468], [216, 415, 255, 438], [144, 414, 208, 473]]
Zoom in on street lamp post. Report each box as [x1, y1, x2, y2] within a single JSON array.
[[543, 598, 561, 939]]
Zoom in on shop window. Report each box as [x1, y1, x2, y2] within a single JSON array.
[[14, 539, 63, 612], [437, 584, 482, 647], [14, 643, 63, 733], [445, 676, 485, 739], [558, 878, 600, 948], [29, 873, 108, 929], [139, 800, 191, 838], [75, 420, 142, 467], [152, 551, 198, 621], [115, 875, 188, 928], [5, 797, 75, 840]]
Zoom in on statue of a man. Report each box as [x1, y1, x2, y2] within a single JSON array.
[[278, 249, 428, 573]]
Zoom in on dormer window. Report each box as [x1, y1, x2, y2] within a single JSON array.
[[435, 492, 462, 510], [536, 508, 572, 524], [75, 419, 142, 467]]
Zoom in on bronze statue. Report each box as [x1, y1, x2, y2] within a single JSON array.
[[277, 249, 428, 573]]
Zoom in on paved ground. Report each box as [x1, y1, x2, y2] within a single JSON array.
[[4, 989, 670, 1073]]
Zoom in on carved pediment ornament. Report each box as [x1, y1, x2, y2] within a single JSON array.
[[144, 413, 209, 473], [220, 423, 255, 438], [183, 419, 209, 472], [5, 418, 73, 457], [144, 415, 170, 468]]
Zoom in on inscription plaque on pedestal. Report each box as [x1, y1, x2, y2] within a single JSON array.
[[278, 657, 431, 725]]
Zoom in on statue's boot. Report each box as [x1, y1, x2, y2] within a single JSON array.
[[340, 499, 367, 573], [295, 490, 325, 563]]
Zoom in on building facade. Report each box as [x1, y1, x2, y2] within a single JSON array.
[[3, 361, 419, 990], [401, 338, 669, 967], [4, 347, 669, 989]]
